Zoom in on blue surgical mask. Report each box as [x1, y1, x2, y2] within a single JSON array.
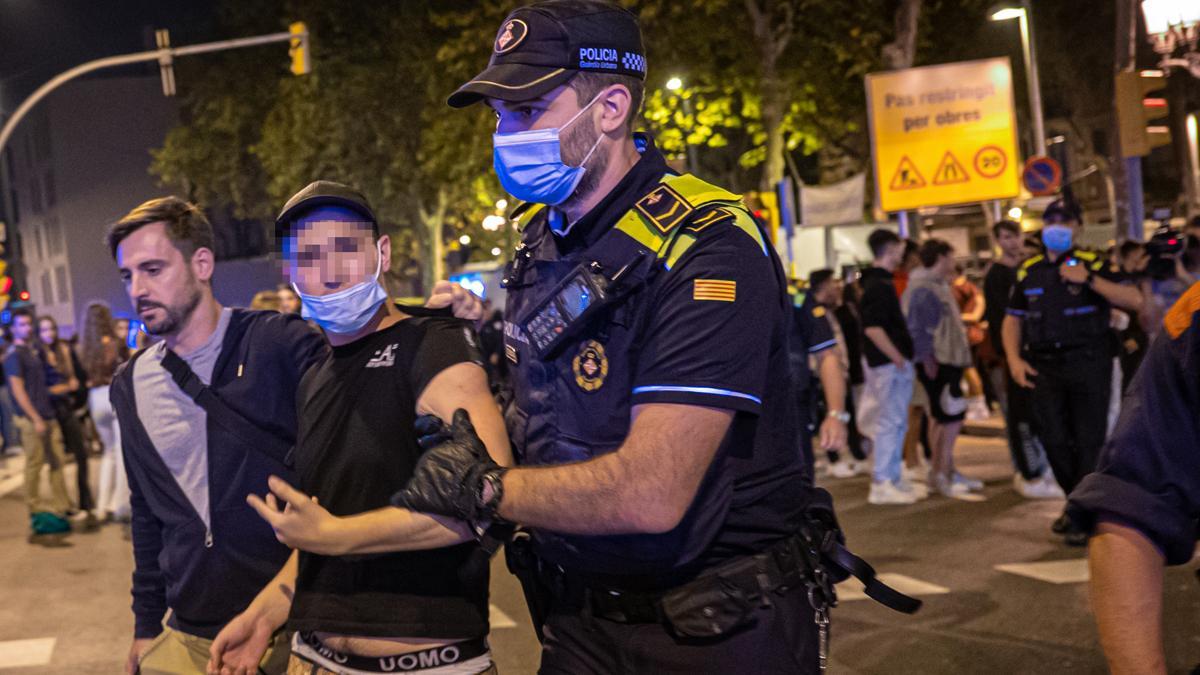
[[294, 243, 389, 334], [1042, 224, 1074, 253], [492, 94, 605, 205]]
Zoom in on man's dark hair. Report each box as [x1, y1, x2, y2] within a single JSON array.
[[992, 219, 1020, 238], [568, 71, 644, 135], [1118, 240, 1143, 260], [808, 268, 835, 293], [107, 196, 215, 261], [10, 307, 33, 324], [867, 228, 902, 259], [918, 238, 954, 268]]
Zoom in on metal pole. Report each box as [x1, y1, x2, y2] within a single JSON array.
[[1187, 113, 1200, 219], [897, 210, 910, 238], [0, 30, 298, 161], [1019, 1, 1046, 157]]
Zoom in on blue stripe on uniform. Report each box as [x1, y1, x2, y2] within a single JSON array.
[[632, 385, 763, 405], [808, 339, 838, 353]]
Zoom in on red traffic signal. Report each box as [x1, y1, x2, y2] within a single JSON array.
[[18, 291, 30, 301]]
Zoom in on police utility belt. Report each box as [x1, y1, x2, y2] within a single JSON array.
[[518, 513, 920, 638]]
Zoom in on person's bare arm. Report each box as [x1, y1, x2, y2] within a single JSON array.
[[207, 551, 298, 675], [1089, 520, 1167, 675], [962, 290, 986, 323], [1091, 276, 1144, 312], [863, 326, 907, 367], [1002, 315, 1037, 388], [497, 403, 732, 535], [8, 375, 47, 433], [248, 362, 509, 556], [815, 349, 848, 451]]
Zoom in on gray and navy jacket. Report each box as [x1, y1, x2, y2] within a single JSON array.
[[111, 309, 327, 639]]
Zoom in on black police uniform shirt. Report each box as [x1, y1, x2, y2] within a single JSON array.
[[790, 292, 838, 397], [287, 316, 490, 639], [503, 134, 810, 584], [1068, 283, 1200, 564], [1006, 249, 1122, 352]]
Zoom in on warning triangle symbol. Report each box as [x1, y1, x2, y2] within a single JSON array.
[[932, 151, 970, 185], [889, 156, 926, 191]]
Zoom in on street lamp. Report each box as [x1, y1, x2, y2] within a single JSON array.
[[665, 76, 698, 174], [1008, 206, 1023, 220], [482, 214, 506, 231], [990, 1, 1046, 157], [459, 234, 471, 245], [1141, 0, 1200, 76]]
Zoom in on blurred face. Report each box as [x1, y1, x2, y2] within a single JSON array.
[[935, 254, 956, 280], [115, 319, 129, 342], [277, 287, 302, 314], [117, 222, 211, 336], [11, 316, 32, 343], [878, 241, 905, 271], [996, 228, 1023, 259], [285, 208, 387, 298], [38, 319, 57, 346]]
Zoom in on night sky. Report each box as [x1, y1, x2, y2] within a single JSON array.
[[0, 0, 220, 110]]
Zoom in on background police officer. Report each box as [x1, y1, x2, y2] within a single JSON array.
[[392, 1, 855, 672], [1001, 199, 1142, 545]]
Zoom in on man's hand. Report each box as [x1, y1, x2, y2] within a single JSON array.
[[426, 281, 484, 322], [392, 409, 497, 524], [921, 357, 938, 381], [817, 416, 847, 452], [247, 477, 346, 555], [1009, 357, 1038, 389], [206, 605, 280, 675], [33, 417, 48, 436], [1059, 260, 1090, 285], [126, 638, 154, 675]]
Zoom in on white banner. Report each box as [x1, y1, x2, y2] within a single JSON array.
[[800, 173, 866, 228]]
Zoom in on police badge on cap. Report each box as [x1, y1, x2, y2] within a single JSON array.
[[449, 0, 647, 108]]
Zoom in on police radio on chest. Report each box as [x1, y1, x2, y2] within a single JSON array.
[[519, 262, 613, 361]]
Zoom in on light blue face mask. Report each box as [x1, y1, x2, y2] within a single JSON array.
[[294, 243, 389, 334], [1042, 224, 1074, 253], [492, 93, 605, 206]]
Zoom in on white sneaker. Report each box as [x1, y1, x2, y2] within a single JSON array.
[[965, 397, 991, 421], [896, 478, 929, 500], [869, 480, 919, 505], [932, 473, 969, 497], [951, 471, 984, 492], [826, 460, 861, 479], [1013, 473, 1065, 500], [902, 463, 927, 484]]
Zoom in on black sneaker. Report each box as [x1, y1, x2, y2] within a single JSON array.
[[1051, 513, 1071, 534]]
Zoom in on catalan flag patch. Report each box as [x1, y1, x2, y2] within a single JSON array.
[[693, 279, 737, 302]]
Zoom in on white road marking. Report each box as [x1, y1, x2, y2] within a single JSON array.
[[948, 493, 988, 502], [489, 603, 517, 629], [995, 558, 1089, 584], [0, 637, 56, 669], [836, 573, 949, 602]]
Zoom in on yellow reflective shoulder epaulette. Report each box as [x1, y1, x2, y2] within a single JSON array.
[[1016, 254, 1043, 282], [1075, 250, 1098, 261], [512, 202, 545, 233]]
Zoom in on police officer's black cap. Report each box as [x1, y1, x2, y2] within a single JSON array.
[[275, 180, 379, 240], [448, 0, 647, 108], [1042, 198, 1082, 224]]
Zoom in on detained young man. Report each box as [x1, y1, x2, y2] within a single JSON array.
[[208, 181, 511, 675]]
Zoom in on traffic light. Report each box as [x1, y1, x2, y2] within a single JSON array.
[[289, 22, 311, 76], [1115, 69, 1171, 158], [0, 260, 10, 311]]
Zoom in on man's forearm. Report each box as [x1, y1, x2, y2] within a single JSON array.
[[247, 551, 299, 628], [864, 327, 905, 364], [1089, 520, 1166, 675], [1093, 276, 1143, 312], [817, 350, 845, 412], [499, 452, 638, 535], [335, 508, 472, 555], [1001, 315, 1023, 361]]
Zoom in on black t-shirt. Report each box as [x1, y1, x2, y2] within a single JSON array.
[[288, 316, 490, 639], [983, 260, 1017, 355], [4, 344, 54, 419], [859, 267, 914, 367]]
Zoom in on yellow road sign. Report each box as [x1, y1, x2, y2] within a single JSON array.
[[866, 58, 1020, 212]]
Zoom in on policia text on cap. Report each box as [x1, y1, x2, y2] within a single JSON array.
[[393, 1, 919, 673]]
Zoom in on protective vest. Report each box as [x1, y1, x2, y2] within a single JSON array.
[[500, 173, 781, 575], [1016, 250, 1110, 351]]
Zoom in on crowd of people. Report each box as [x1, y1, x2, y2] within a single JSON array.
[[794, 207, 1200, 546]]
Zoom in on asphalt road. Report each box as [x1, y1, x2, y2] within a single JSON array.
[[0, 430, 1196, 674]]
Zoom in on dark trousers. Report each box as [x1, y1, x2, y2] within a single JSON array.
[[1028, 350, 1111, 495], [538, 582, 821, 674], [1003, 368, 1049, 481], [55, 403, 92, 511]]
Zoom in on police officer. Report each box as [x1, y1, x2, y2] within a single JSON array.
[[1066, 281, 1200, 673], [390, 1, 919, 672], [1001, 199, 1143, 545], [791, 271, 851, 477]]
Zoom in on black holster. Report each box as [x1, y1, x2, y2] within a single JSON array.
[[505, 528, 550, 643]]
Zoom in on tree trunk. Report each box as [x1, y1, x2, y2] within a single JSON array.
[[417, 187, 448, 295], [881, 0, 922, 71], [1111, 0, 1139, 240], [745, 0, 794, 192]]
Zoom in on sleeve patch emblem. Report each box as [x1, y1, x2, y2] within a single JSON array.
[[686, 207, 736, 233], [694, 279, 737, 302], [635, 184, 695, 234]]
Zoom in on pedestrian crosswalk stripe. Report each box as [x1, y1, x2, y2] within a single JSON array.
[[0, 638, 55, 669], [489, 604, 517, 629], [836, 573, 949, 602], [994, 559, 1088, 584]]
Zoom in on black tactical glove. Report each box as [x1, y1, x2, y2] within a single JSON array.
[[415, 414, 453, 451], [392, 409, 504, 534]]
